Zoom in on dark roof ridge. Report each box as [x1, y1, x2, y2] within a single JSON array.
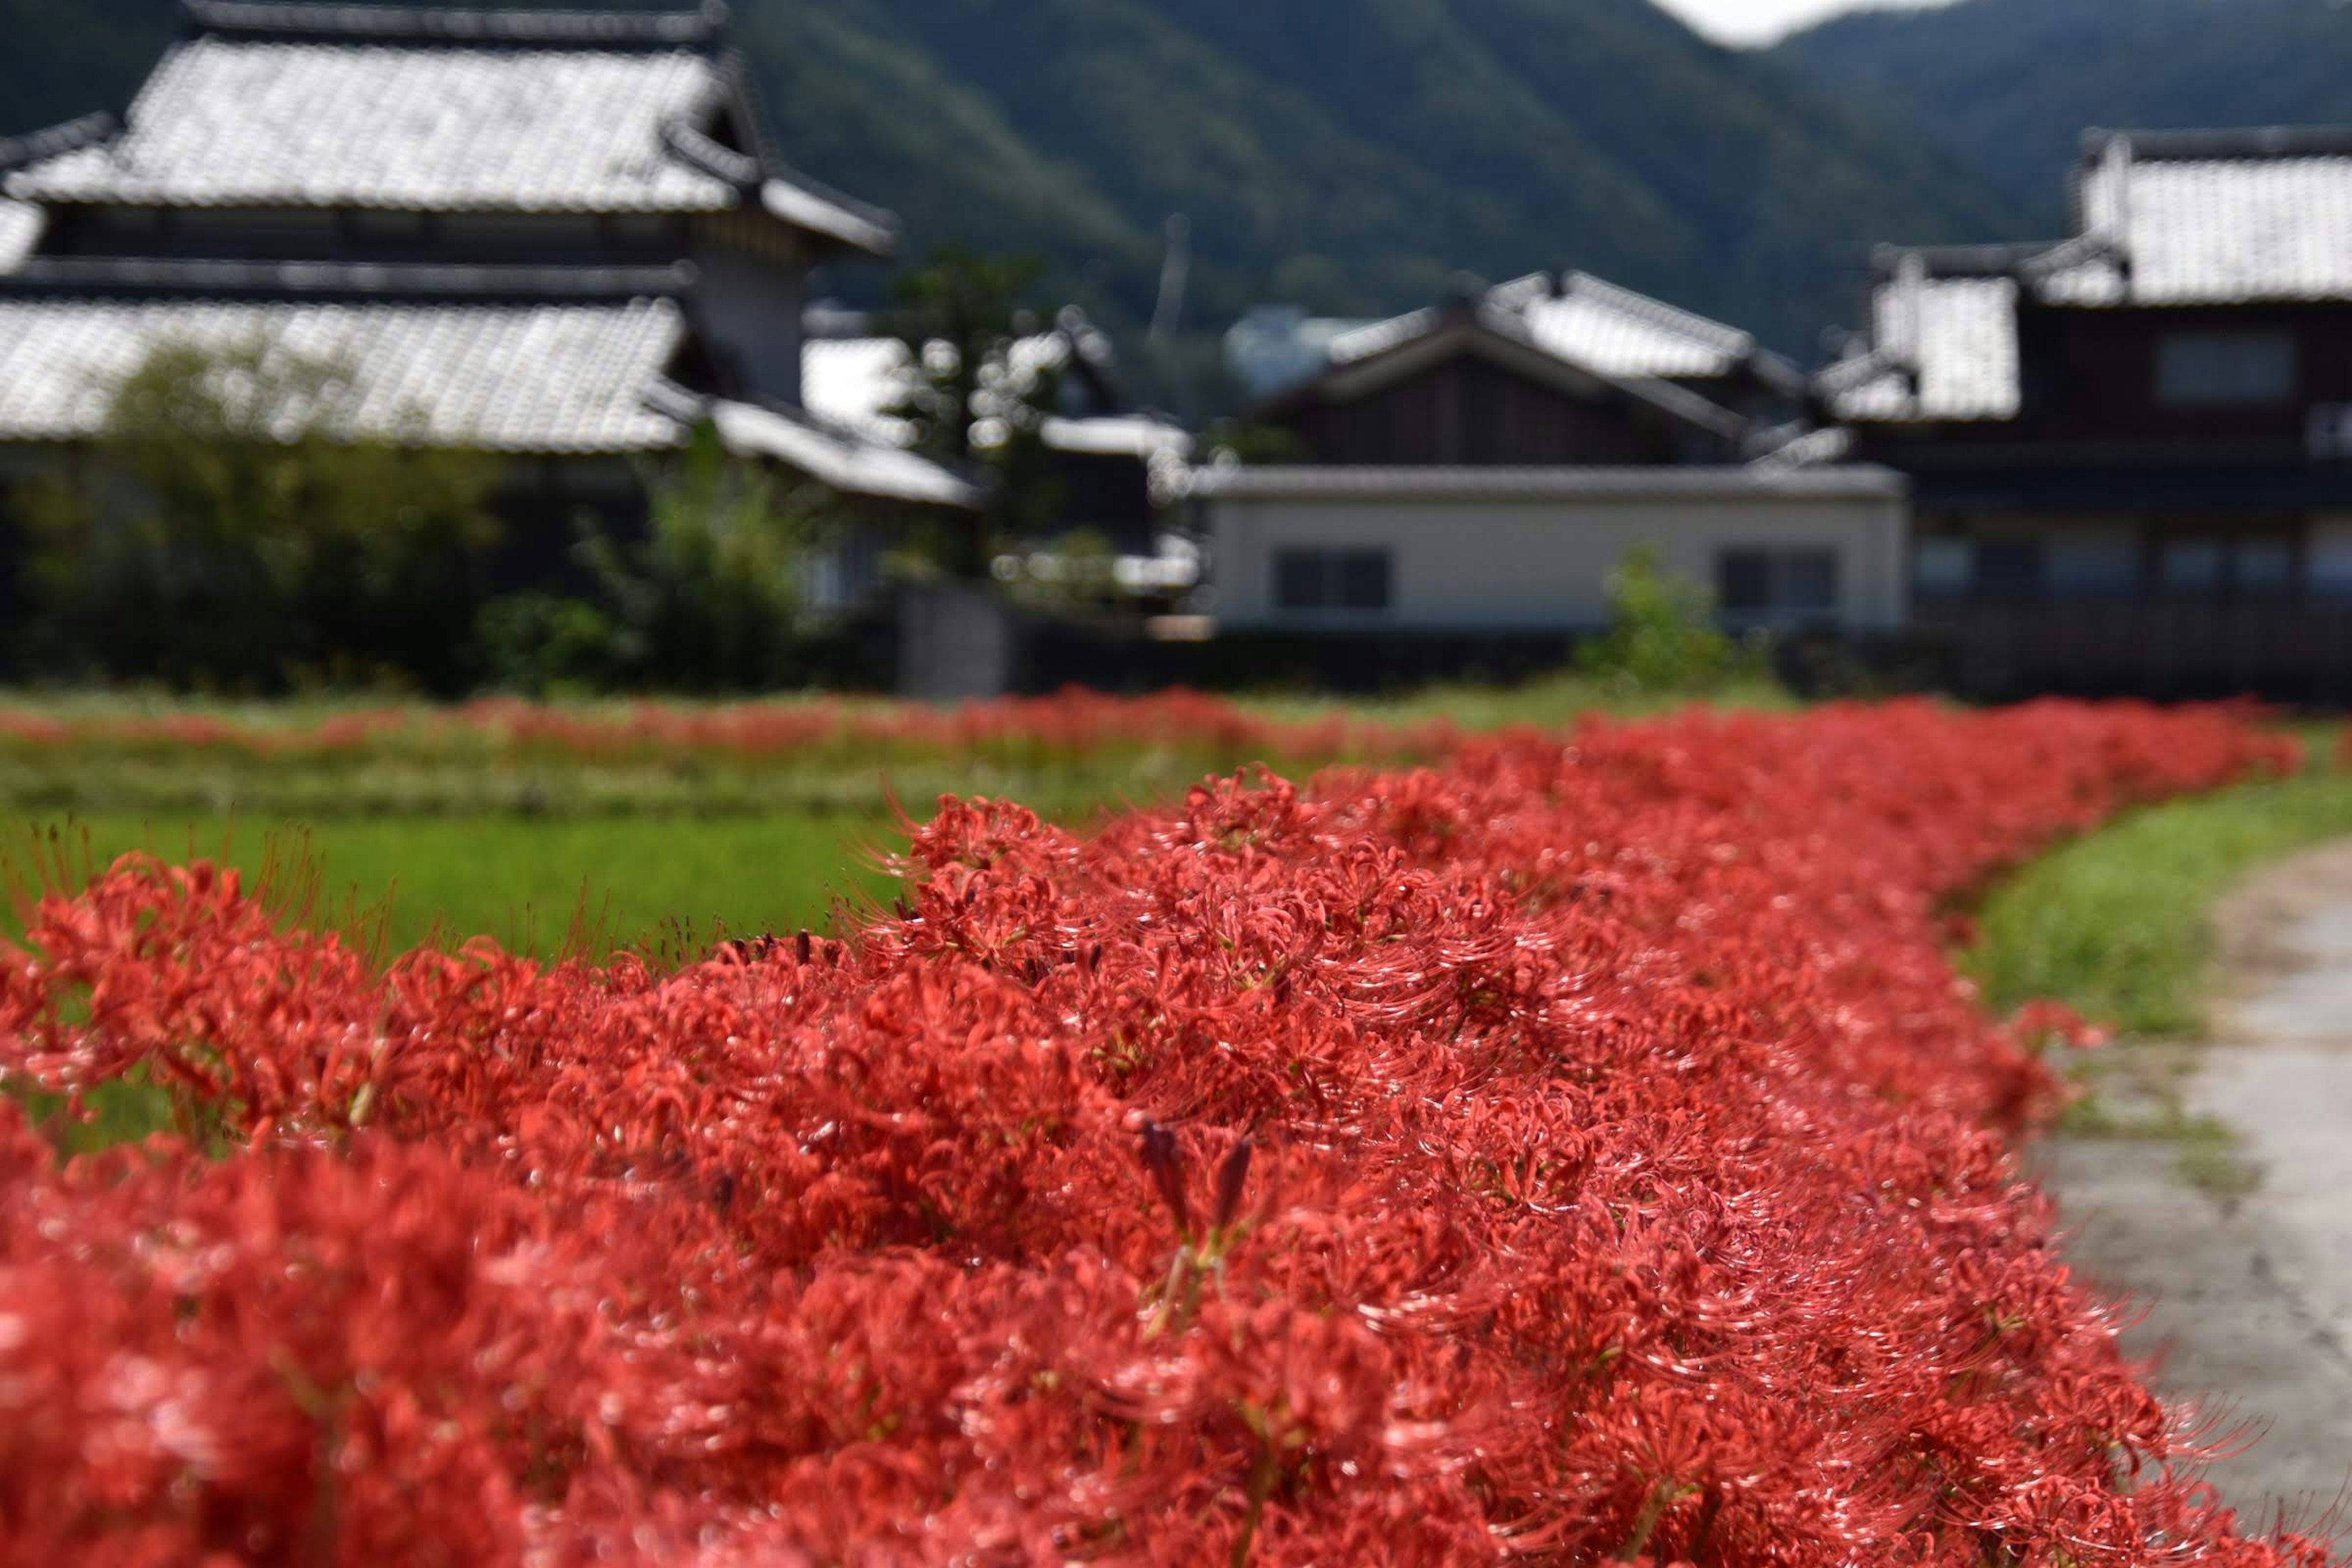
[[0, 114, 120, 175], [1869, 240, 2068, 279], [2082, 124, 2352, 163], [180, 0, 728, 50], [0, 256, 698, 303]]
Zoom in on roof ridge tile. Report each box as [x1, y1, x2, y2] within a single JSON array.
[[180, 1, 728, 50]]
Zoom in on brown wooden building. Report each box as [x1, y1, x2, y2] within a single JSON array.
[[1823, 127, 2352, 698]]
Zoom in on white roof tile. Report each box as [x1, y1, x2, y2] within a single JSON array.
[[2083, 154, 2352, 304], [0, 202, 44, 274], [1327, 271, 1755, 382], [1826, 273, 2018, 424], [1831, 130, 2352, 424], [706, 397, 981, 509], [0, 296, 687, 450], [9, 39, 734, 213]]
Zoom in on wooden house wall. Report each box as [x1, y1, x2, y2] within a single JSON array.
[[2010, 301, 2352, 451], [1283, 356, 1683, 467]]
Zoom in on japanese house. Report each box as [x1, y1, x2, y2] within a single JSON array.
[[0, 0, 976, 606], [1823, 126, 2352, 697], [1189, 270, 1909, 640]]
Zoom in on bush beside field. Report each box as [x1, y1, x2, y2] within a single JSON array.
[[0, 700, 2328, 1566]]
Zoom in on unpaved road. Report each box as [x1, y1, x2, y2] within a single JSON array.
[[2038, 840, 2352, 1539]]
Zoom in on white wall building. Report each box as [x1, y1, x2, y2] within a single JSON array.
[[1194, 270, 1909, 639], [1192, 465, 1909, 635]]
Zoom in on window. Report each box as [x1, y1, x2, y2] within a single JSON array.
[[2237, 540, 2296, 596], [1718, 548, 1839, 624], [2157, 331, 2297, 407], [2159, 540, 2225, 592], [2158, 538, 2298, 597], [1913, 539, 1973, 599], [2046, 529, 2140, 599], [2312, 521, 2352, 597], [1975, 541, 2044, 600], [1272, 548, 1392, 613]]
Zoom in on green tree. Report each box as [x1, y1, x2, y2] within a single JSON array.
[[881, 247, 1068, 572], [21, 336, 501, 691]]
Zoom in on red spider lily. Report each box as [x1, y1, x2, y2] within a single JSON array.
[[0, 699, 2328, 1567]]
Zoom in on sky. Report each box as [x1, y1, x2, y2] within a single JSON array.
[[1654, 0, 1951, 47]]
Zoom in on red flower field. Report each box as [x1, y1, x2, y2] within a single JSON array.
[[0, 699, 2329, 1566]]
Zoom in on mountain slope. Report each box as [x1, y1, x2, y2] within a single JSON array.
[[0, 0, 2027, 359], [1775, 0, 2352, 226]]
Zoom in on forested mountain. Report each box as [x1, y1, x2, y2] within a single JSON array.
[[1775, 0, 2352, 228], [1, 0, 2024, 361]]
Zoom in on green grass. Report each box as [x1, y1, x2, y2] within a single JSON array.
[[6, 812, 904, 959], [1970, 758, 2352, 1039]]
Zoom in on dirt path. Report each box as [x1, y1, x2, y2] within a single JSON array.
[[2038, 840, 2352, 1539]]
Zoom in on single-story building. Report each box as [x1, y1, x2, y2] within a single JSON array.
[[1186, 270, 1905, 643], [1189, 463, 1909, 635]]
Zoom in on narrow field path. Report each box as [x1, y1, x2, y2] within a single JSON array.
[[2040, 840, 2352, 1539]]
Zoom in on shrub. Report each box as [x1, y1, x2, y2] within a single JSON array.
[[480, 424, 838, 694], [1576, 545, 1757, 696], [19, 337, 502, 692], [0, 702, 2319, 1566]]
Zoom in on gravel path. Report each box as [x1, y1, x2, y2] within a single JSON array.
[[2038, 840, 2352, 1540]]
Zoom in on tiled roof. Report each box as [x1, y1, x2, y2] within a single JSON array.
[[11, 39, 732, 213], [0, 256, 697, 301], [702, 396, 983, 510], [1, 7, 894, 251], [2078, 149, 2352, 304], [1178, 462, 1906, 503], [1823, 271, 2020, 424], [179, 1, 729, 48], [0, 203, 43, 274], [1330, 270, 1770, 383], [1833, 124, 2352, 424], [1306, 295, 1752, 447], [0, 296, 687, 450], [0, 292, 980, 503]]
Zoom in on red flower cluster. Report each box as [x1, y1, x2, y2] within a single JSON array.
[[0, 689, 1452, 766], [0, 701, 2322, 1566]]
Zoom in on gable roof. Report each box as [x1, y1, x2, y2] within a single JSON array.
[[1327, 270, 1797, 390], [1830, 125, 2352, 425], [1268, 293, 1752, 450], [0, 3, 894, 254]]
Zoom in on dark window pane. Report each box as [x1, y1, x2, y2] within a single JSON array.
[[1915, 540, 1973, 598], [1336, 550, 1392, 610], [1783, 551, 1839, 613], [1977, 541, 2043, 600], [1718, 551, 1771, 612], [2236, 540, 2295, 596], [2157, 331, 2298, 407], [2160, 540, 2225, 592], [1273, 549, 1327, 610]]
